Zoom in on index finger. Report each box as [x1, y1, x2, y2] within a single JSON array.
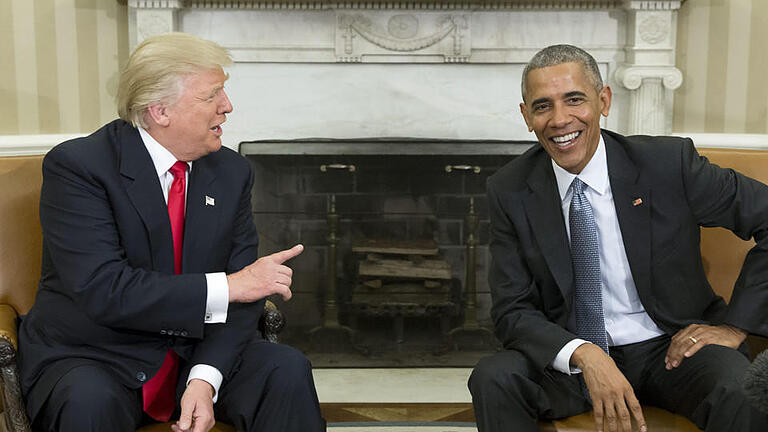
[[192, 418, 207, 432], [268, 244, 304, 264], [177, 397, 195, 430]]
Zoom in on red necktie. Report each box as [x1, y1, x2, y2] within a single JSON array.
[[143, 161, 187, 421]]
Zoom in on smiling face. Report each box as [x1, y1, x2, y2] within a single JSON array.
[[520, 62, 612, 174], [153, 67, 233, 161]]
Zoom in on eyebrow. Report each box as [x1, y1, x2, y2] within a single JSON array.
[[530, 90, 588, 107], [563, 91, 587, 99]]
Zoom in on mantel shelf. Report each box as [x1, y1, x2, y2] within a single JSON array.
[[239, 139, 535, 156]]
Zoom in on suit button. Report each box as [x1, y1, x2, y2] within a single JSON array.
[[160, 329, 167, 335], [181, 330, 188, 337], [173, 331, 181, 336], [136, 371, 147, 382]]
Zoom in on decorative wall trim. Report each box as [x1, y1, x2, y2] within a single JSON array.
[[129, 0, 183, 8], [0, 134, 85, 157], [335, 13, 470, 62], [624, 1, 682, 11], [182, 1, 622, 10], [680, 134, 768, 151]]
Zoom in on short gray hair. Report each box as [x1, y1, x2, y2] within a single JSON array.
[[521, 44, 603, 102], [117, 32, 232, 128]]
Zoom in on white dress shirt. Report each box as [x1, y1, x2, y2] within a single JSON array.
[[550, 136, 665, 374], [139, 128, 229, 401]]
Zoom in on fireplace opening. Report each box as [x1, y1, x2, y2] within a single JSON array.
[[243, 139, 532, 367]]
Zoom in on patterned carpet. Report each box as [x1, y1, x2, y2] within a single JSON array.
[[327, 422, 478, 432]]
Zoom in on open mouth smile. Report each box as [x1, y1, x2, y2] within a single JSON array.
[[550, 131, 581, 147]]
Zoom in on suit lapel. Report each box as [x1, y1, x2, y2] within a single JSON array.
[[119, 126, 175, 274], [182, 157, 221, 273], [522, 154, 574, 307], [604, 132, 652, 299]]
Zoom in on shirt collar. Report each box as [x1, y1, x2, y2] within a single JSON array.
[[551, 133, 609, 202], [138, 128, 192, 177]]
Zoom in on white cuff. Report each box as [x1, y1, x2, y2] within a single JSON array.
[[204, 273, 229, 323], [187, 364, 223, 403], [552, 339, 590, 375]]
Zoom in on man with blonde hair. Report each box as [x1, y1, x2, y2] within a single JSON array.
[[19, 33, 324, 432]]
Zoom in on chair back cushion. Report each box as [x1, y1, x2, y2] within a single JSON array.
[[697, 148, 768, 303], [0, 155, 44, 315]]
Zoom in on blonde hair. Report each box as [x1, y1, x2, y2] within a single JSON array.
[[117, 33, 232, 128]]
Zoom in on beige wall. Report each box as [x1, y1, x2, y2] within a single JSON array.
[[675, 0, 768, 134], [0, 0, 128, 135], [1, 0, 766, 136]]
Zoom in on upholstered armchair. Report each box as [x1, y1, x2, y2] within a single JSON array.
[[0, 155, 285, 432]]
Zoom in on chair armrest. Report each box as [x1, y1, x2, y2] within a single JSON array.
[[0, 304, 19, 358], [0, 304, 32, 432], [259, 300, 285, 343]]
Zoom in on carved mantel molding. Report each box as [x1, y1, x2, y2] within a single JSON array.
[[127, 0, 686, 141], [182, 1, 623, 10]]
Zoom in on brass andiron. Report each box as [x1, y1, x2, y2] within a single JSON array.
[[446, 165, 498, 350], [308, 164, 365, 353]]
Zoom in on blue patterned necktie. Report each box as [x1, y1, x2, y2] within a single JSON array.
[[569, 177, 609, 353]]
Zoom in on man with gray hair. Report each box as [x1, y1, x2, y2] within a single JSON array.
[[18, 33, 324, 432], [469, 44, 768, 431]]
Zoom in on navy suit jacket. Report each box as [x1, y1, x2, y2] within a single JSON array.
[[486, 130, 768, 372], [19, 119, 263, 421]]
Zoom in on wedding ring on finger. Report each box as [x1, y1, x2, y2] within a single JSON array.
[[688, 336, 698, 344]]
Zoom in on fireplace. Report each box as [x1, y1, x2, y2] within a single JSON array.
[[128, 0, 686, 365], [242, 139, 531, 366]]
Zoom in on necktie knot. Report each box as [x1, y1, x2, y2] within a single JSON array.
[[169, 161, 187, 179], [571, 177, 586, 195]]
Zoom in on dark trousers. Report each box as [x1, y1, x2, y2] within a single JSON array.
[[469, 335, 767, 432], [32, 340, 325, 432]]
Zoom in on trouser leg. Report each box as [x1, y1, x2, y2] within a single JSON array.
[[468, 349, 591, 432], [215, 340, 325, 432], [615, 335, 768, 432], [32, 364, 143, 432]]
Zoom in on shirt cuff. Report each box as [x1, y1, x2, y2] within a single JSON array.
[[204, 272, 229, 323], [552, 338, 590, 375], [187, 364, 223, 403]]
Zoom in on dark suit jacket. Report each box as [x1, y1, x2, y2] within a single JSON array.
[[18, 119, 263, 422], [487, 129, 768, 372]]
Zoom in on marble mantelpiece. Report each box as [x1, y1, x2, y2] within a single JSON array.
[[128, 0, 683, 150]]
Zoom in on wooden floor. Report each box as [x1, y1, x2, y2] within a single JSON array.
[[321, 403, 475, 423]]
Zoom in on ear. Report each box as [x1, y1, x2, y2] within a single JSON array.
[[519, 102, 534, 132], [599, 85, 612, 117], [146, 103, 171, 127]]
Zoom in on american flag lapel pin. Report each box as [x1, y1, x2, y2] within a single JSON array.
[[205, 195, 215, 206], [632, 197, 643, 207]]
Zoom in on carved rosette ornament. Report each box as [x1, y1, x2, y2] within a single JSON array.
[[389, 15, 419, 39], [638, 12, 669, 45], [137, 13, 174, 42], [128, 0, 182, 51], [336, 13, 470, 62]]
